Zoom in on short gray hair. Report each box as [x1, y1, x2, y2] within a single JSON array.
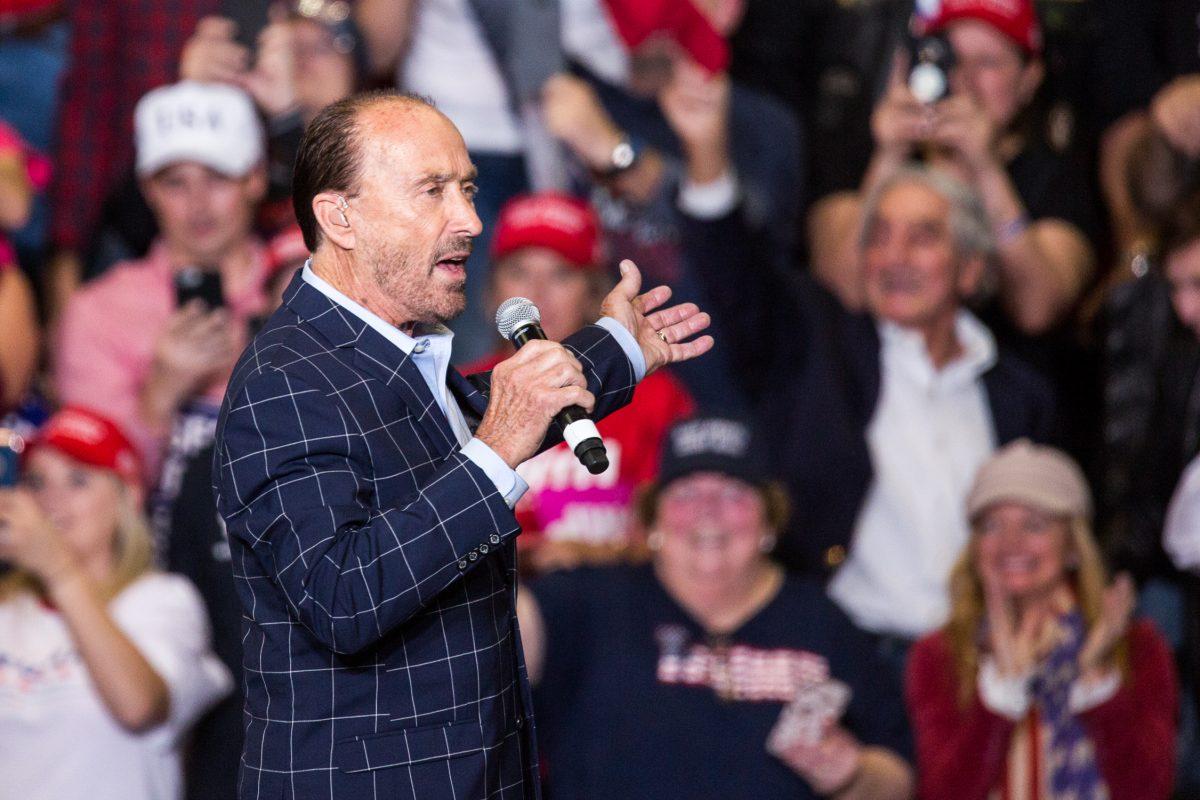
[[860, 163, 995, 259]]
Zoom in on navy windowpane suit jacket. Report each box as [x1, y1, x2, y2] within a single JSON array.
[[213, 273, 637, 800]]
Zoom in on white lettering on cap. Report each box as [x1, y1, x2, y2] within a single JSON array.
[[670, 419, 750, 459]]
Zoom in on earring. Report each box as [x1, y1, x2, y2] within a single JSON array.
[[758, 533, 777, 554]]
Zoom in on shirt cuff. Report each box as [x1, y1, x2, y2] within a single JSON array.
[[977, 658, 1032, 720], [595, 316, 646, 383], [677, 169, 739, 220], [1069, 670, 1122, 713], [462, 438, 529, 508]]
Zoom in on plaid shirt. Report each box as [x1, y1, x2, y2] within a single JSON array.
[[50, 0, 219, 250], [214, 272, 638, 799]]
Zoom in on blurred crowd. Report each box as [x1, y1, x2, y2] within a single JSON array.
[[1, 0, 1200, 798]]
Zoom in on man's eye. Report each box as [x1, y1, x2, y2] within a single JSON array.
[[464, 184, 479, 200], [425, 185, 443, 197]]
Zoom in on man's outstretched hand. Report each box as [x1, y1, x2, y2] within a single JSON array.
[[600, 259, 713, 375]]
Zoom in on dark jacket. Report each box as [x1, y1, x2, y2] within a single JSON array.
[[682, 207, 1057, 576], [213, 272, 637, 799]]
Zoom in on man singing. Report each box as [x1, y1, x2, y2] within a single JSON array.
[[212, 91, 712, 800]]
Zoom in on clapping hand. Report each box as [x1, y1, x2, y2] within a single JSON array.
[[599, 259, 713, 376], [0, 488, 77, 586], [1078, 572, 1136, 680], [984, 582, 1052, 679]]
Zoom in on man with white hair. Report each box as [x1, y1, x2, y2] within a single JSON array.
[[678, 156, 1057, 667], [55, 81, 272, 483]]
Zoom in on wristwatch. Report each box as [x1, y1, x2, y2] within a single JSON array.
[[601, 135, 642, 177]]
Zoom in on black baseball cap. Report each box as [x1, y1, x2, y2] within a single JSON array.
[[657, 416, 770, 489]]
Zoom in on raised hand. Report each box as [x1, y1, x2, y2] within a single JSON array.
[[872, 54, 934, 157], [659, 59, 731, 184], [239, 6, 300, 119], [1152, 74, 1200, 158], [1078, 572, 1135, 679], [930, 93, 998, 174], [0, 488, 77, 586], [541, 73, 625, 173], [599, 259, 713, 375], [180, 17, 251, 85], [984, 582, 1049, 678]]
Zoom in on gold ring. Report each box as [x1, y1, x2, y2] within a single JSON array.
[[657, 330, 669, 344]]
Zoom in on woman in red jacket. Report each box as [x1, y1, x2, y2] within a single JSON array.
[[907, 439, 1177, 800]]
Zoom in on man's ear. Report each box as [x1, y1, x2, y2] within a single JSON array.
[[313, 191, 356, 251]]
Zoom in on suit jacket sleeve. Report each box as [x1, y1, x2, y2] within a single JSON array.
[[217, 324, 638, 657], [217, 366, 524, 657]]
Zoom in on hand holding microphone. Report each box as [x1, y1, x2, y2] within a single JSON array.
[[496, 298, 609, 474], [474, 299, 606, 474]]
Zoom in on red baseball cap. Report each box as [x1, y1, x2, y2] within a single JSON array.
[[924, 0, 1042, 57], [491, 192, 604, 270], [25, 407, 142, 486], [601, 0, 730, 74]]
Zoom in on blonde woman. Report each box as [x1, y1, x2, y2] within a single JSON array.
[[906, 440, 1176, 800], [0, 407, 231, 800]]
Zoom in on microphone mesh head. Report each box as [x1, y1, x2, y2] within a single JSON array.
[[495, 297, 541, 340]]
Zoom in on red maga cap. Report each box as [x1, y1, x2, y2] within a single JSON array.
[[924, 0, 1042, 56], [601, 0, 730, 74], [26, 406, 142, 486], [491, 192, 604, 270]]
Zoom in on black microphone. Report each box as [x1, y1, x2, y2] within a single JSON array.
[[495, 297, 609, 475]]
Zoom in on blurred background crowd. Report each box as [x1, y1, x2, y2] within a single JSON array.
[[1, 0, 1200, 797]]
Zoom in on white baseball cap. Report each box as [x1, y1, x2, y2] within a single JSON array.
[[134, 80, 264, 177]]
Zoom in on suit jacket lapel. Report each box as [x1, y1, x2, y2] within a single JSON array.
[[283, 274, 460, 455]]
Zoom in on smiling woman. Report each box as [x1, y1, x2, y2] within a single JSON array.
[[0, 407, 231, 800], [517, 415, 915, 800], [907, 440, 1178, 800]]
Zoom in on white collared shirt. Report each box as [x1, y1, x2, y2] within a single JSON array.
[[302, 263, 527, 506], [828, 311, 998, 638]]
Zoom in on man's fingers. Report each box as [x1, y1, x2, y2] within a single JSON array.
[[633, 284, 672, 315], [661, 311, 712, 345], [195, 15, 239, 40], [614, 259, 643, 302], [645, 302, 701, 332], [552, 386, 595, 415], [668, 335, 714, 363]]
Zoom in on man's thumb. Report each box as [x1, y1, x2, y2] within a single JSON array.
[[617, 259, 642, 298]]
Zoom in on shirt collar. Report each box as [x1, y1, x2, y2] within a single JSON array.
[[877, 310, 996, 389], [301, 260, 453, 355]]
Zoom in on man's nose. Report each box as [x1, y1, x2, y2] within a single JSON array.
[[451, 190, 483, 238]]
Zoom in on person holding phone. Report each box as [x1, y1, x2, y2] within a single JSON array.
[[517, 416, 914, 799], [0, 406, 231, 800], [809, 0, 1098, 339], [54, 81, 275, 484]]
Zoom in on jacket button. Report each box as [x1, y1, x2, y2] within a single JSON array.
[[824, 545, 847, 568], [457, 559, 468, 570], [479, 544, 489, 554], [489, 534, 501, 545], [468, 551, 479, 561]]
